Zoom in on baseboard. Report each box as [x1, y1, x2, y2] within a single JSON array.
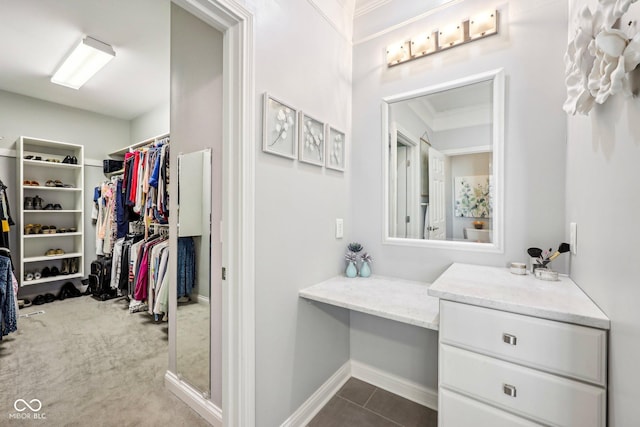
[[197, 294, 210, 305], [280, 361, 351, 427], [350, 360, 439, 411], [165, 370, 222, 426]]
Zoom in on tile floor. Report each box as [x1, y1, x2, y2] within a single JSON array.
[[308, 378, 438, 427]]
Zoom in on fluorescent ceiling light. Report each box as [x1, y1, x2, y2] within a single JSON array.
[[51, 36, 115, 90]]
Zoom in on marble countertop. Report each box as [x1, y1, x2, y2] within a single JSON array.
[[428, 263, 610, 330], [299, 275, 440, 330]]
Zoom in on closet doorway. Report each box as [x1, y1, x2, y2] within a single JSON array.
[[0, 0, 255, 425]]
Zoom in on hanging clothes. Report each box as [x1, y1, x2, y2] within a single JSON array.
[[0, 179, 15, 252], [0, 255, 17, 339], [177, 237, 195, 298]]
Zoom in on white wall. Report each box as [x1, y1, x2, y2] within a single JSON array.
[[130, 101, 170, 145], [566, 1, 640, 424], [170, 3, 223, 406], [251, 0, 352, 425], [351, 0, 568, 390]]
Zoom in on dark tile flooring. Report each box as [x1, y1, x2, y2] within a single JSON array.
[[308, 378, 438, 427]]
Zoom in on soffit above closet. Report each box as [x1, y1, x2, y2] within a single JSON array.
[[0, 0, 169, 120]]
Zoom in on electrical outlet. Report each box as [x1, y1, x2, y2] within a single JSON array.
[[335, 218, 344, 239], [570, 222, 577, 255]]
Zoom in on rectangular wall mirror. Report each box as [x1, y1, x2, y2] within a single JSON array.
[[383, 69, 504, 252], [176, 148, 212, 396]]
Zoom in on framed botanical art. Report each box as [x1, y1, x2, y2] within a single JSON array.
[[262, 93, 297, 159], [325, 126, 345, 171], [298, 112, 325, 166], [454, 175, 491, 218]]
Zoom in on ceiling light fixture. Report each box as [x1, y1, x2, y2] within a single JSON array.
[[51, 36, 115, 89]]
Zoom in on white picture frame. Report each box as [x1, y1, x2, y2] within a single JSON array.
[[325, 126, 345, 171], [262, 93, 297, 159], [298, 112, 325, 166]]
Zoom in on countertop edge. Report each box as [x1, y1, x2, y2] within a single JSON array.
[[428, 288, 610, 330]]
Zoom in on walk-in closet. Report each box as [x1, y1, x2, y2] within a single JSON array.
[[0, 1, 223, 425]]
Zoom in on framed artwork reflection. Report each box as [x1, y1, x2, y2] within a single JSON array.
[[325, 126, 345, 171]]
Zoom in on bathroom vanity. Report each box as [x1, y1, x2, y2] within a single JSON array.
[[429, 263, 610, 427]]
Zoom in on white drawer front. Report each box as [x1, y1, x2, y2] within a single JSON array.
[[439, 389, 542, 427], [440, 300, 607, 385], [440, 344, 606, 427]]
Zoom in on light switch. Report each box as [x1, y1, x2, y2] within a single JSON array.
[[335, 218, 344, 239], [570, 222, 577, 255]]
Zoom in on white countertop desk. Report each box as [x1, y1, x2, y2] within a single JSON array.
[[299, 275, 440, 330]]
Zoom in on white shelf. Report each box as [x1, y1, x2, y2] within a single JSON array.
[[22, 273, 84, 286], [24, 252, 83, 263], [18, 136, 85, 287], [22, 159, 81, 169], [23, 185, 80, 192], [24, 210, 82, 214], [24, 232, 82, 239]]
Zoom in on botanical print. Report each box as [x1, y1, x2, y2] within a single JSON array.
[[326, 128, 345, 170], [299, 114, 324, 165], [454, 175, 491, 218], [263, 94, 297, 159]]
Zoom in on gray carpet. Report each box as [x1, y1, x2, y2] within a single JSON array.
[[0, 296, 210, 426]]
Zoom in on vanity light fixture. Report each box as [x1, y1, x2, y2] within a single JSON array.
[[438, 23, 464, 49], [387, 10, 500, 67], [386, 40, 411, 66], [469, 11, 498, 39], [51, 36, 115, 90], [410, 33, 437, 59]]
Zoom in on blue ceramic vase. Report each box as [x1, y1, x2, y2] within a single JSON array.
[[346, 261, 357, 278], [359, 261, 371, 278]]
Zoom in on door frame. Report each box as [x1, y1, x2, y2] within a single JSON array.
[[165, 1, 255, 426]]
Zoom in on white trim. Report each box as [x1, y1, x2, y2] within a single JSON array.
[[439, 145, 492, 156], [0, 148, 16, 158], [197, 294, 210, 305], [350, 360, 439, 411], [165, 371, 223, 426], [381, 68, 505, 253], [354, 0, 392, 18], [280, 361, 351, 427], [167, 1, 256, 426], [353, 0, 462, 45]]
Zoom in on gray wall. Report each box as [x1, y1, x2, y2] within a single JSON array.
[[0, 90, 130, 297], [351, 0, 568, 390], [253, 0, 352, 425], [566, 2, 640, 424], [170, 3, 223, 406], [130, 101, 170, 145]]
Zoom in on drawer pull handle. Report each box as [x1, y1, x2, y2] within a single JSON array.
[[502, 333, 517, 345], [503, 383, 517, 397]]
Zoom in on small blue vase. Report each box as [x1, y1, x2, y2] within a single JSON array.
[[359, 261, 371, 278], [346, 261, 357, 278]]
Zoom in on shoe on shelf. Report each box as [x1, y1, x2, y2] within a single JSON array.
[[42, 267, 51, 278], [50, 266, 60, 276], [54, 249, 65, 255], [34, 271, 42, 280], [54, 180, 63, 187], [24, 197, 33, 210], [62, 155, 72, 164], [70, 258, 79, 274], [32, 224, 42, 234], [45, 249, 56, 256], [25, 272, 34, 281], [33, 195, 43, 210], [45, 180, 56, 187], [24, 224, 33, 234], [53, 204, 62, 210], [57, 228, 67, 233], [61, 259, 70, 275], [43, 203, 54, 210], [71, 156, 78, 165], [24, 155, 34, 160], [48, 225, 57, 234]]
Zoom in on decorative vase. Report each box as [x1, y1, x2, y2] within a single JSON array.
[[345, 261, 357, 278], [359, 261, 371, 278]]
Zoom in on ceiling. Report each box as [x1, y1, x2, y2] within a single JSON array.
[[0, 0, 170, 121]]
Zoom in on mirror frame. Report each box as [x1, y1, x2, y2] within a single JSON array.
[[381, 68, 505, 253]]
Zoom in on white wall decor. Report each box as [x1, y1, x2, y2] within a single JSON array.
[[263, 93, 298, 159], [298, 112, 325, 166], [564, 0, 640, 115], [325, 127, 345, 171]]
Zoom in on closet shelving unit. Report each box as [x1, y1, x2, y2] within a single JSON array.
[[17, 136, 84, 286]]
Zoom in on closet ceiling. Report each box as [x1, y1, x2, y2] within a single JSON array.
[[0, 0, 169, 120]]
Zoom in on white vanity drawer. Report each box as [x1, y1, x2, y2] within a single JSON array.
[[440, 300, 607, 385], [439, 388, 542, 427], [440, 344, 606, 427]]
